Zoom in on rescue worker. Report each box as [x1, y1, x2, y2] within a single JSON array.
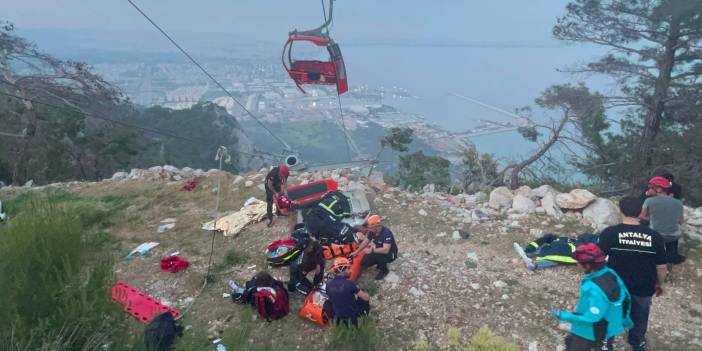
[[288, 241, 325, 295], [640, 176, 685, 264], [325, 257, 370, 326], [549, 243, 633, 351], [350, 214, 398, 280], [598, 196, 667, 351], [264, 164, 289, 227]]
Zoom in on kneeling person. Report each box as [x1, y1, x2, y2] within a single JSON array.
[[288, 241, 325, 295], [326, 257, 370, 326], [352, 214, 398, 280]]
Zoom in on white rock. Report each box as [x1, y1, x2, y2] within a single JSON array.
[[437, 232, 447, 237], [541, 192, 563, 218], [181, 167, 195, 177], [501, 294, 509, 300], [418, 209, 428, 216], [493, 280, 508, 288], [149, 166, 163, 173], [489, 187, 514, 209], [555, 224, 565, 229], [451, 230, 461, 240], [422, 183, 435, 193], [232, 175, 244, 185], [470, 283, 481, 290], [514, 185, 532, 197], [556, 189, 597, 210], [244, 180, 254, 187], [163, 165, 179, 174], [384, 272, 400, 284], [531, 184, 558, 199], [528, 341, 539, 351], [409, 287, 424, 297], [583, 198, 621, 230], [111, 171, 128, 181], [172, 174, 182, 181], [687, 217, 702, 227], [466, 252, 478, 261], [194, 169, 206, 177], [535, 207, 546, 215], [23, 179, 34, 187], [512, 194, 537, 213]]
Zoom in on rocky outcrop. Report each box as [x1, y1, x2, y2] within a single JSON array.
[[512, 194, 537, 213], [583, 198, 620, 230], [489, 187, 514, 209], [556, 189, 597, 210]]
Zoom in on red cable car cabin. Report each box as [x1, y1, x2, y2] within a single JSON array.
[[282, 32, 348, 95]]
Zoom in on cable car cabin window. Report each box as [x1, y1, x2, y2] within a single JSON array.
[[290, 41, 329, 62]]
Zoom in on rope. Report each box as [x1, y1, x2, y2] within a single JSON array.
[[126, 0, 291, 151], [0, 89, 280, 161], [336, 94, 352, 161]]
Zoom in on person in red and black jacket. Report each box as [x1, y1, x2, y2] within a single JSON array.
[[264, 164, 289, 227]]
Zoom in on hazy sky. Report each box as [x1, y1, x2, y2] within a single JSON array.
[[5, 0, 571, 44]]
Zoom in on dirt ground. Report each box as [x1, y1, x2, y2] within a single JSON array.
[[4, 169, 701, 350]]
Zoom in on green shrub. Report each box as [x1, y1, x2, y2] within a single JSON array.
[[0, 192, 131, 350], [215, 248, 249, 272], [326, 316, 381, 351], [466, 326, 518, 351]]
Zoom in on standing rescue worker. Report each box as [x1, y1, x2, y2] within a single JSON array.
[[264, 164, 289, 227], [598, 196, 667, 351], [326, 257, 370, 326], [640, 176, 685, 264], [549, 243, 633, 351], [350, 214, 398, 280]]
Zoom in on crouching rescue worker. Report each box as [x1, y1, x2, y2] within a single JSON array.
[[288, 241, 325, 295], [549, 243, 633, 351], [326, 257, 370, 326], [264, 164, 289, 227], [351, 214, 398, 280]]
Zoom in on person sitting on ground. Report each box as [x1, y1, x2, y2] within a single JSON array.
[[640, 176, 685, 265], [549, 243, 633, 351], [288, 240, 325, 295], [325, 257, 370, 326], [264, 164, 289, 227], [598, 196, 667, 351], [350, 214, 398, 280]]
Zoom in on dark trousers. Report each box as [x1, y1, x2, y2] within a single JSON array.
[[664, 240, 681, 263], [627, 295, 652, 350], [265, 188, 275, 221], [361, 252, 394, 273], [333, 299, 370, 327], [565, 334, 612, 351], [288, 263, 322, 295]]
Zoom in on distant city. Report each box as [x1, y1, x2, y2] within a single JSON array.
[[93, 57, 529, 162]]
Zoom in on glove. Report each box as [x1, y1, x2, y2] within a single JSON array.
[[548, 309, 561, 319]]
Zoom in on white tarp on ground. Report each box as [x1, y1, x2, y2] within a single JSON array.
[[202, 198, 267, 237]]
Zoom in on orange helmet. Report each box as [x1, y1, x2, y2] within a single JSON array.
[[367, 214, 381, 226], [330, 257, 352, 274]]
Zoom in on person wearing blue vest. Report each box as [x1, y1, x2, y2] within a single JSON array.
[[549, 243, 633, 351]]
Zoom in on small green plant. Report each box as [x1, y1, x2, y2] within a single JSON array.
[[466, 326, 518, 351], [362, 280, 380, 296], [413, 337, 430, 351], [215, 248, 249, 272], [327, 316, 381, 351], [447, 327, 462, 351]]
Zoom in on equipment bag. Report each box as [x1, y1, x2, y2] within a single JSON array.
[[266, 239, 301, 267], [254, 282, 289, 321], [299, 289, 333, 327], [144, 312, 183, 351], [322, 243, 359, 260], [318, 191, 351, 220]]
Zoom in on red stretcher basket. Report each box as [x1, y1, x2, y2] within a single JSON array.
[[111, 282, 182, 324]]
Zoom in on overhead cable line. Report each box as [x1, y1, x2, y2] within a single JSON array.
[[0, 90, 279, 161], [126, 0, 291, 151]]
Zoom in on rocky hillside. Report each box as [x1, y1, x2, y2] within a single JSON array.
[[1, 166, 701, 350]]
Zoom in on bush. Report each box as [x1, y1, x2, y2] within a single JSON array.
[[326, 316, 381, 351], [0, 192, 132, 350], [466, 326, 518, 351]]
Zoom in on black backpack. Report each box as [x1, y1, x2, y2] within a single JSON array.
[[144, 312, 183, 351], [317, 191, 351, 220]]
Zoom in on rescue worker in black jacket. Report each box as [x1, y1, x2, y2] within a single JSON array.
[[288, 241, 325, 295], [264, 164, 289, 227]]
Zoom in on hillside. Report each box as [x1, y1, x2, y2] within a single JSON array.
[[1, 166, 701, 350]]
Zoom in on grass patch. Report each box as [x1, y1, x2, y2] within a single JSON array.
[[0, 191, 135, 350], [326, 316, 381, 351], [215, 248, 249, 272], [362, 281, 380, 297]]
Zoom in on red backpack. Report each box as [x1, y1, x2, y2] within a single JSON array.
[[254, 282, 289, 321]]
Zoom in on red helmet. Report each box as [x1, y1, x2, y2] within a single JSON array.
[[648, 176, 671, 189], [572, 243, 606, 264], [278, 164, 289, 178]]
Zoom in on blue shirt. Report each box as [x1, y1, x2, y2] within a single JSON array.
[[370, 226, 398, 256], [326, 276, 361, 319]]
